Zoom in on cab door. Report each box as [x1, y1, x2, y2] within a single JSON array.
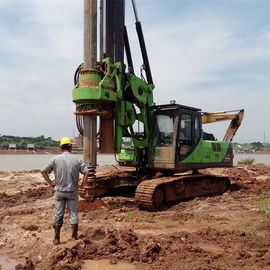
[[177, 110, 201, 162], [148, 110, 178, 169]]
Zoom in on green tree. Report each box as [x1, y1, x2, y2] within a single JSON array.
[[251, 141, 263, 151]]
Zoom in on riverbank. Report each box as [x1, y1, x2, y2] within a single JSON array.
[[237, 150, 270, 155], [1, 149, 270, 155], [234, 154, 270, 165], [0, 149, 83, 155], [0, 154, 117, 172], [0, 152, 269, 172]]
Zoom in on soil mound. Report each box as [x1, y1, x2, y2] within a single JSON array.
[[0, 186, 53, 207], [49, 227, 162, 269], [78, 199, 107, 212]]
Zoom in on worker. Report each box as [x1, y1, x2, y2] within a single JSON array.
[[40, 137, 89, 245]]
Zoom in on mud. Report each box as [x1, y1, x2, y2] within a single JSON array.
[[0, 187, 54, 207], [82, 259, 138, 270], [0, 164, 270, 269]]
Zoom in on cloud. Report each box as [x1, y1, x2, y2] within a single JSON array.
[[0, 0, 269, 142], [0, 0, 83, 139], [130, 2, 270, 143]]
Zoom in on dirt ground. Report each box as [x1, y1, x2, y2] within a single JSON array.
[[0, 164, 270, 269]]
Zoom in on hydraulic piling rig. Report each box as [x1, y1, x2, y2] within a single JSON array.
[[72, 0, 244, 209]]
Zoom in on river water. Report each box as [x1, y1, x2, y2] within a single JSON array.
[[0, 154, 269, 172], [0, 154, 117, 172]]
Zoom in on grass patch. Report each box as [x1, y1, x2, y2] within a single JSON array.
[[145, 212, 153, 222], [124, 209, 134, 222], [250, 226, 257, 238], [164, 223, 175, 228], [196, 214, 212, 223], [201, 215, 212, 222], [259, 197, 270, 218], [237, 158, 255, 165], [255, 191, 270, 218]]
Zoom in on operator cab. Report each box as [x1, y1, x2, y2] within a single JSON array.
[[148, 103, 202, 171]]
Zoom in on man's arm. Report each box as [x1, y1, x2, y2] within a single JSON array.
[[40, 170, 55, 187], [80, 171, 89, 188]]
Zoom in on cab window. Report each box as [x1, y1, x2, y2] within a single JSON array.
[[179, 113, 192, 156], [152, 114, 175, 147], [194, 115, 200, 143]]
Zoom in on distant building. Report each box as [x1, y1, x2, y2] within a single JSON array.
[[73, 135, 83, 147], [9, 144, 16, 151], [27, 144, 35, 152]]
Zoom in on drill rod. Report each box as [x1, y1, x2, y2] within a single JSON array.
[[83, 0, 97, 187]]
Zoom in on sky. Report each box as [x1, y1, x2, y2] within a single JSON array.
[[0, 0, 269, 143]]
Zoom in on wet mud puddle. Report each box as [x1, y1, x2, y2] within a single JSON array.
[[82, 259, 137, 270], [0, 254, 22, 269]]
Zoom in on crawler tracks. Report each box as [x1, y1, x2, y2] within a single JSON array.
[[78, 168, 230, 211], [135, 174, 230, 211]]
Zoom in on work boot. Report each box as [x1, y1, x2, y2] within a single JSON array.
[[71, 224, 78, 240], [53, 226, 61, 245]]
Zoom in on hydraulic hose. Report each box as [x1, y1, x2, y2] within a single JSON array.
[[74, 63, 84, 135], [74, 63, 83, 86]]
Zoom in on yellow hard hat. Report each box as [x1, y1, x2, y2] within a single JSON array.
[[59, 137, 73, 147]]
